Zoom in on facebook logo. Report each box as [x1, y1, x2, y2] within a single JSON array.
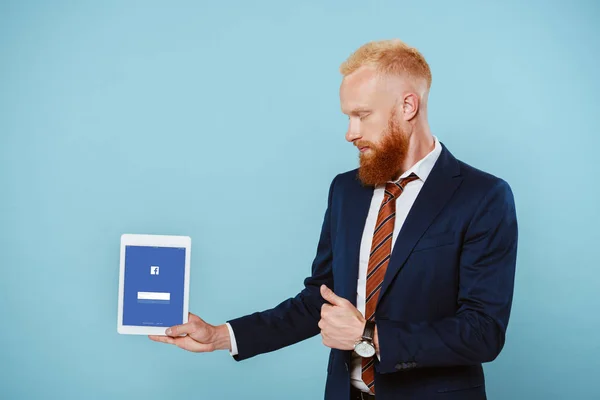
[[150, 266, 160, 275]]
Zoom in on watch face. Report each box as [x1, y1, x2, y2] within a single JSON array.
[[355, 341, 376, 358]]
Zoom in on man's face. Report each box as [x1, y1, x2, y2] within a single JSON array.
[[340, 67, 410, 186]]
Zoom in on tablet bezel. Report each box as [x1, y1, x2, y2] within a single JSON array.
[[117, 234, 191, 335]]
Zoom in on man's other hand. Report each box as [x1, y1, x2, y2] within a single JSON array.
[[319, 285, 366, 351]]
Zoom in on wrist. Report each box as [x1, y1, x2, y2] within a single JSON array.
[[373, 325, 380, 357], [354, 320, 376, 357], [354, 316, 367, 343], [213, 324, 232, 351]]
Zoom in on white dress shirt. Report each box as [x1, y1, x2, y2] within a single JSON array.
[[227, 136, 442, 393]]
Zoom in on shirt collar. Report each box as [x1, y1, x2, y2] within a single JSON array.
[[393, 135, 442, 183]]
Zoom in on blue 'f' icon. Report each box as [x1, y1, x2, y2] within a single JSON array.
[[150, 266, 160, 275]]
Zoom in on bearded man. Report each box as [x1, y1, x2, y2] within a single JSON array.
[[150, 39, 518, 400]]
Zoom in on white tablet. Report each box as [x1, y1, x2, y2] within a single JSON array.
[[117, 234, 191, 335]]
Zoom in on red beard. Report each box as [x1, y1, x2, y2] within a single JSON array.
[[357, 115, 410, 186]]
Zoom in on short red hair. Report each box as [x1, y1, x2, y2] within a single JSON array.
[[340, 39, 432, 89]]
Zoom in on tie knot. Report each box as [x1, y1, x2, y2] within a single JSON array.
[[384, 173, 419, 199]]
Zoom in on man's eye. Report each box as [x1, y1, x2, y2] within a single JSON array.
[[359, 114, 369, 121]]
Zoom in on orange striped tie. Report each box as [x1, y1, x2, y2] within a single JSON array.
[[362, 174, 419, 394]]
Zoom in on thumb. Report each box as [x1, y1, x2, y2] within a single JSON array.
[[166, 314, 208, 337], [321, 285, 348, 307]]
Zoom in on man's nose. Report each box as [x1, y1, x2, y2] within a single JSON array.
[[345, 121, 361, 143]]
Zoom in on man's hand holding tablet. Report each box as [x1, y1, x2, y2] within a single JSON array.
[[148, 313, 232, 352]]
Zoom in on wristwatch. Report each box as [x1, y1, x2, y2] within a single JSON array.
[[354, 320, 376, 358]]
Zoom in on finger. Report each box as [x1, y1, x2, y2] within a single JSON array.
[[166, 320, 200, 337], [176, 313, 207, 333], [172, 336, 215, 353], [318, 319, 325, 330], [148, 335, 175, 345], [321, 303, 333, 316], [149, 333, 214, 352], [320, 285, 349, 307]]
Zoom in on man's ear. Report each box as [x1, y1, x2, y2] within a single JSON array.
[[401, 93, 419, 121]]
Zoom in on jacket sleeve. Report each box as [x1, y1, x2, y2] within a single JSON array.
[[226, 175, 338, 361], [376, 179, 518, 373]]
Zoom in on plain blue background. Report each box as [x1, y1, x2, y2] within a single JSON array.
[[1, 1, 598, 399], [123, 246, 186, 326]]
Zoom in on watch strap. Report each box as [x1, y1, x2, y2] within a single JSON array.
[[362, 320, 375, 341]]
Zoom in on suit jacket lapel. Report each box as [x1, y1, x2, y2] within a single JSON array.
[[377, 144, 463, 305]]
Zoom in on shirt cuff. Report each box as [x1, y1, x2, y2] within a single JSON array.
[[225, 322, 239, 357]]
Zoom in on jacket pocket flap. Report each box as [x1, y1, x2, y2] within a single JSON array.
[[412, 232, 456, 253]]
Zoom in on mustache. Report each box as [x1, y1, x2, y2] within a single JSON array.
[[355, 140, 376, 149]]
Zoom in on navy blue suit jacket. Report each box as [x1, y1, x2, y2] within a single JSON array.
[[228, 144, 518, 400]]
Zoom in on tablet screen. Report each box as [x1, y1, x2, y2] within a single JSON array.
[[122, 245, 186, 328]]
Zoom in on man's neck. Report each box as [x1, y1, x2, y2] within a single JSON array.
[[397, 127, 435, 176]]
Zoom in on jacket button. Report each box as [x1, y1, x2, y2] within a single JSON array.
[[345, 362, 349, 372]]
